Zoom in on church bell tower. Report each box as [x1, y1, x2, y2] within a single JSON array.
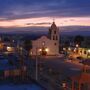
[[48, 21, 59, 54], [49, 22, 59, 42]]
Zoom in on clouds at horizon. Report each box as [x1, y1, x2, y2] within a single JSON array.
[[0, 0, 90, 30]]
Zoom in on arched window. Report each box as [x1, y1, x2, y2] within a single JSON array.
[[54, 30, 56, 34], [54, 43, 56, 45], [80, 51, 82, 53], [53, 36, 55, 40], [84, 51, 86, 54]]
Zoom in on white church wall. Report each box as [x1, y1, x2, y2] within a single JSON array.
[[30, 36, 59, 55]]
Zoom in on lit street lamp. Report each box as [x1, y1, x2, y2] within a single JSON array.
[[87, 49, 90, 58], [68, 47, 71, 51], [76, 44, 79, 48], [45, 48, 49, 52], [88, 50, 90, 53]]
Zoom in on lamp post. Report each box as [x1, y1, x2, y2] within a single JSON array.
[[63, 48, 67, 59], [68, 47, 71, 57], [76, 44, 79, 54], [36, 47, 38, 81], [62, 81, 67, 90]]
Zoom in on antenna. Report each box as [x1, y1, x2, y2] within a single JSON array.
[[53, 18, 55, 23]]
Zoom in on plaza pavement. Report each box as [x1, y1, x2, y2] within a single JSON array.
[[29, 56, 90, 90]]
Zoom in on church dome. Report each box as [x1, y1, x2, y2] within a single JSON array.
[[51, 22, 57, 29]]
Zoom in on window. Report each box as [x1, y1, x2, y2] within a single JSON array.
[[54, 30, 56, 34], [84, 51, 86, 54], [53, 36, 55, 40], [54, 43, 56, 45], [80, 51, 82, 53]]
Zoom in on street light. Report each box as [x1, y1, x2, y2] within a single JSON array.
[[35, 47, 39, 81], [62, 81, 67, 90], [68, 47, 71, 51], [63, 48, 66, 51], [39, 49, 42, 52], [87, 49, 90, 58], [63, 48, 67, 58], [88, 49, 90, 53], [45, 48, 49, 52], [74, 48, 76, 52], [7, 46, 13, 52], [76, 44, 79, 48]]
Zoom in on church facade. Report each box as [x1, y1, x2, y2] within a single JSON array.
[[30, 22, 60, 56]]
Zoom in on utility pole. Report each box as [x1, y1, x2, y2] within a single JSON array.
[[62, 81, 67, 90], [36, 47, 38, 80]]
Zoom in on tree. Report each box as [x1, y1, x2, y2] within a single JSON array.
[[64, 41, 70, 48], [23, 39, 32, 52], [3, 37, 11, 42], [74, 35, 84, 46]]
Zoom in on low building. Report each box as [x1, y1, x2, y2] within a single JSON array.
[[78, 48, 90, 58], [0, 54, 27, 79]]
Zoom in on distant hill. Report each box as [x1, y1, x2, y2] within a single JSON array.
[[0, 26, 90, 36], [60, 26, 90, 36]]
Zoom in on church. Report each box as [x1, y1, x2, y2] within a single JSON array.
[[30, 22, 60, 56]]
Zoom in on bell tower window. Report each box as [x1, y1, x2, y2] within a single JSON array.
[[49, 21, 59, 41], [54, 30, 56, 34], [53, 36, 55, 40], [54, 43, 57, 45]]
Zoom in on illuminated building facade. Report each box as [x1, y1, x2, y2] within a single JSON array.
[[30, 22, 59, 55]]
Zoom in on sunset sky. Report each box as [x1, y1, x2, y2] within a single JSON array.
[[0, 0, 90, 33]]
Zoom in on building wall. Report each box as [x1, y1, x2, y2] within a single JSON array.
[[30, 36, 59, 55], [78, 48, 90, 58]]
